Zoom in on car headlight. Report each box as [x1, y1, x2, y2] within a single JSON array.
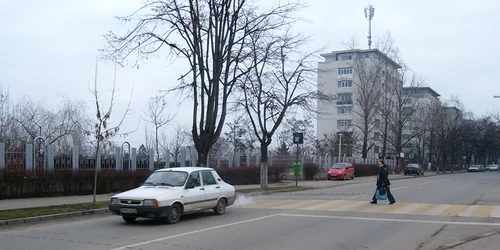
[[111, 198, 120, 205], [143, 199, 158, 207]]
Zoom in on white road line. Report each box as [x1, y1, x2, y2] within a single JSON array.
[[458, 205, 479, 217], [109, 214, 278, 250], [490, 207, 500, 218], [278, 213, 500, 226], [425, 204, 451, 216]]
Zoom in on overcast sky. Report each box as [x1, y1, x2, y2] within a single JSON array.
[[1, 0, 499, 147]]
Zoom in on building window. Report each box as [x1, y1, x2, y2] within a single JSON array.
[[337, 93, 352, 105], [375, 119, 380, 128], [337, 106, 352, 114], [338, 67, 353, 75], [338, 80, 353, 88], [341, 55, 352, 60], [374, 132, 380, 141], [337, 120, 352, 128], [374, 146, 380, 154]]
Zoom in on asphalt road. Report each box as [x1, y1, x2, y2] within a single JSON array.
[[1, 172, 500, 250]]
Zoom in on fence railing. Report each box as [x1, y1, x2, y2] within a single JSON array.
[[0, 143, 389, 172]]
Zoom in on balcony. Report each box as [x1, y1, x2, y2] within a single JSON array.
[[337, 100, 353, 105]]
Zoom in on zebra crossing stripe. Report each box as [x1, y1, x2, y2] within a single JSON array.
[[302, 200, 345, 210], [489, 207, 500, 218], [407, 203, 439, 215], [440, 205, 468, 217], [458, 205, 479, 217], [331, 201, 368, 211], [425, 205, 451, 216], [280, 200, 326, 210], [232, 199, 500, 218], [389, 203, 424, 214], [472, 205, 495, 217]]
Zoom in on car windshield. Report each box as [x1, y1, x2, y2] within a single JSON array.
[[331, 164, 346, 169], [143, 171, 188, 187]]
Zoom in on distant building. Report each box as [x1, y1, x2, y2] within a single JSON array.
[[317, 48, 402, 157]]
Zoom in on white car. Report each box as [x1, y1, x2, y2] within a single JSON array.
[[109, 167, 236, 224], [486, 165, 499, 171]]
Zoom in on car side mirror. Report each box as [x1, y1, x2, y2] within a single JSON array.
[[185, 182, 195, 189]]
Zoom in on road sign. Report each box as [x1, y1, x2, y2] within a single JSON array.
[[293, 133, 303, 144]]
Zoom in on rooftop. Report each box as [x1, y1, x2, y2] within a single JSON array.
[[320, 48, 402, 69], [403, 87, 441, 98]]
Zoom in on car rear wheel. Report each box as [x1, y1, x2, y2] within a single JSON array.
[[343, 175, 346, 181], [351, 174, 354, 179], [164, 203, 181, 224], [214, 198, 227, 215], [122, 215, 137, 223]]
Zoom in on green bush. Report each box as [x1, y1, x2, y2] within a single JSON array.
[[303, 162, 320, 180]]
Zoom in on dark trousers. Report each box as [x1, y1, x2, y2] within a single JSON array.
[[372, 185, 395, 203]]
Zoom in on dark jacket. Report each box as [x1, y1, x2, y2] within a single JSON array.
[[377, 165, 391, 186]]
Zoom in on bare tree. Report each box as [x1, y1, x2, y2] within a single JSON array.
[[223, 116, 257, 166], [277, 117, 316, 155], [143, 96, 174, 161], [84, 61, 133, 203], [164, 124, 190, 166], [103, 0, 303, 166], [348, 35, 404, 158], [385, 68, 426, 155], [237, 28, 332, 188]]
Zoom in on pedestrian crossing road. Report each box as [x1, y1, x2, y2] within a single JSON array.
[[233, 199, 500, 219]]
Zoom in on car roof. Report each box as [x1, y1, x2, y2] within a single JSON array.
[[155, 167, 214, 173]]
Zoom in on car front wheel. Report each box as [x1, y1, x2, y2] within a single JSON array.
[[164, 204, 181, 224], [214, 198, 227, 215]]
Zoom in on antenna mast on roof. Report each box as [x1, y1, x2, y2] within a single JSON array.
[[364, 4, 375, 49]]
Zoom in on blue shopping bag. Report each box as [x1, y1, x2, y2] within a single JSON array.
[[376, 186, 388, 200]]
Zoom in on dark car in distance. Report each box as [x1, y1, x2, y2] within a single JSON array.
[[404, 163, 424, 176]]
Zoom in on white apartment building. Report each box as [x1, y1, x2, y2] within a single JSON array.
[[317, 48, 402, 157], [401, 87, 441, 159]]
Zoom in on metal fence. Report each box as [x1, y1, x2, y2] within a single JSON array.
[[0, 143, 389, 171]]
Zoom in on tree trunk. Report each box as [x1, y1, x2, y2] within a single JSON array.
[[382, 120, 388, 157], [362, 119, 369, 158], [196, 144, 210, 167], [260, 143, 269, 188]]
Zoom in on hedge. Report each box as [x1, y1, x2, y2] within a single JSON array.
[[0, 164, 290, 199], [352, 164, 379, 177]]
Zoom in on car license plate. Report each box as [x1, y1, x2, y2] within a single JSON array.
[[120, 208, 137, 214]]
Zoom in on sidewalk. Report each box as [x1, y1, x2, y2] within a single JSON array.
[[0, 171, 449, 211]]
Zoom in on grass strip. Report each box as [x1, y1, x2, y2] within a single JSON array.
[[0, 201, 110, 220]]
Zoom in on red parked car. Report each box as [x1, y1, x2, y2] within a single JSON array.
[[327, 162, 355, 181]]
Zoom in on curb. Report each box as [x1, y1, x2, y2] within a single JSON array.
[[0, 208, 109, 227]]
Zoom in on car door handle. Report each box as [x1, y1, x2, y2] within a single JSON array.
[[215, 186, 220, 189], [199, 188, 205, 190]]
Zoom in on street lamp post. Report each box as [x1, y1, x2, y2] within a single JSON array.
[[338, 133, 343, 159]]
